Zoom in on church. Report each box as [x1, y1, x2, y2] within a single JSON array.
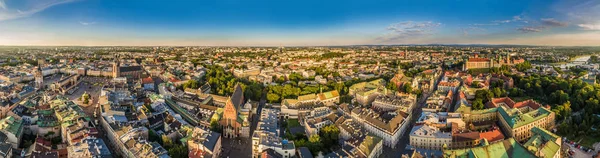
[[112, 55, 144, 81], [219, 84, 251, 138]]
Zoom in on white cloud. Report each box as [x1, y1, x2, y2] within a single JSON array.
[[0, 0, 77, 22], [79, 21, 95, 25], [513, 15, 522, 21], [377, 21, 441, 42], [578, 24, 600, 30]]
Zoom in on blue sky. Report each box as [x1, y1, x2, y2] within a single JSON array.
[[0, 0, 599, 46]]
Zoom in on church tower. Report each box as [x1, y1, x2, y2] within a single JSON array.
[[113, 55, 120, 78], [35, 66, 43, 89]]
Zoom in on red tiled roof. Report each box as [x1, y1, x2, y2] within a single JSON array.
[[188, 149, 206, 158], [479, 129, 505, 143], [485, 97, 515, 108], [142, 77, 154, 84], [513, 99, 542, 109]]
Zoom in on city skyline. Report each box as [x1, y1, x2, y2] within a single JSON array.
[[0, 0, 600, 46]]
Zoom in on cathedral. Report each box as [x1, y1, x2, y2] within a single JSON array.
[[219, 84, 251, 138], [112, 55, 144, 81]]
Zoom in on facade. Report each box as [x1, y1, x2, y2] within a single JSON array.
[[409, 124, 452, 150], [371, 94, 416, 113]]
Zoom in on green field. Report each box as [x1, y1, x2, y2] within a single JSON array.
[[287, 119, 301, 129]]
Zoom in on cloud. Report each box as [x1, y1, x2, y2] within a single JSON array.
[[0, 0, 6, 10], [376, 21, 441, 42], [517, 26, 545, 33], [79, 21, 96, 25], [471, 15, 527, 26], [578, 24, 600, 30], [493, 20, 511, 24], [471, 23, 499, 26], [513, 15, 522, 21], [541, 18, 568, 27], [0, 0, 77, 22], [553, 0, 600, 31]]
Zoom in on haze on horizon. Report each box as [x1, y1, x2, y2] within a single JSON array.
[[0, 0, 599, 46]]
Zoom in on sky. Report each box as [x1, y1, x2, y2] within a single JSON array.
[[0, 0, 599, 46]]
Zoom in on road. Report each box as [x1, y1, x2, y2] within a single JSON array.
[[568, 143, 595, 158], [381, 71, 443, 158]]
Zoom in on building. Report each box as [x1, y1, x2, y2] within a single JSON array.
[[349, 79, 393, 105], [350, 108, 409, 148], [371, 94, 416, 113], [523, 127, 562, 158], [302, 107, 336, 136], [113, 56, 144, 80], [35, 66, 44, 89], [358, 135, 384, 158], [494, 99, 555, 142], [252, 108, 296, 158], [67, 136, 112, 158], [142, 77, 155, 91], [182, 126, 222, 158], [219, 84, 250, 138], [316, 90, 340, 106], [464, 54, 524, 70], [443, 138, 535, 158], [0, 116, 23, 148], [409, 124, 452, 150], [464, 56, 491, 70]]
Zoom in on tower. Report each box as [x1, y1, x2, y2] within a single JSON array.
[[113, 55, 120, 78], [35, 66, 43, 89]]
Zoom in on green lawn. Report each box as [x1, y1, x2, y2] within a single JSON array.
[[287, 119, 301, 129]]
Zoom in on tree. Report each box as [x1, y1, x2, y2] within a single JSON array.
[[308, 134, 321, 143], [472, 99, 485, 110], [149, 130, 161, 143], [161, 135, 173, 149], [244, 82, 264, 101], [168, 145, 188, 158], [182, 79, 200, 89], [267, 93, 280, 103], [475, 89, 494, 103], [319, 125, 340, 149], [210, 120, 222, 133]]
